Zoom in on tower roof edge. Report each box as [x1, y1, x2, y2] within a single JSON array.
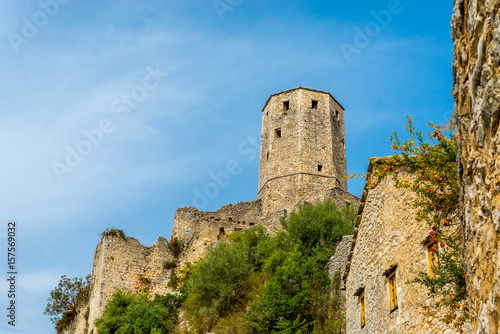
[[261, 86, 344, 112]]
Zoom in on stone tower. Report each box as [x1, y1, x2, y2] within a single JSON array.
[[258, 87, 347, 216]]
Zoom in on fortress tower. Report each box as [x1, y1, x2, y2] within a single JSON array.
[[258, 87, 348, 216]]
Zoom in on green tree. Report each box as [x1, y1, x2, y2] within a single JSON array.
[[94, 290, 183, 334], [44, 275, 92, 331]]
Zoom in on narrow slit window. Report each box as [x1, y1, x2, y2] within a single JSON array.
[[388, 271, 398, 312], [318, 165, 323, 172], [427, 243, 438, 279], [360, 292, 366, 328], [267, 151, 269, 161], [275, 128, 282, 138], [217, 227, 226, 240], [283, 101, 290, 111], [312, 100, 318, 109]]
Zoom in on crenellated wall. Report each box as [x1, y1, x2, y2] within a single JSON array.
[[452, 0, 500, 332]]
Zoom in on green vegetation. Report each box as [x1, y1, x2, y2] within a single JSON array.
[[359, 116, 466, 323], [181, 200, 356, 333], [44, 275, 92, 333], [102, 228, 125, 238], [163, 260, 177, 270], [168, 237, 183, 258], [94, 290, 184, 334], [53, 201, 354, 334]]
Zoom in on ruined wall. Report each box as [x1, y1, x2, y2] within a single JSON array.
[[258, 87, 347, 216], [69, 234, 176, 334], [345, 165, 461, 334], [171, 200, 262, 264], [325, 186, 361, 210], [452, 1, 500, 332], [327, 234, 353, 290]]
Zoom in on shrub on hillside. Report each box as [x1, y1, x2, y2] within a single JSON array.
[[94, 290, 183, 334]]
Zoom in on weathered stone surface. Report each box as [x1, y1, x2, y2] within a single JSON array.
[[345, 166, 464, 333], [258, 87, 349, 216], [452, 0, 500, 332], [327, 234, 353, 290], [62, 88, 359, 334], [63, 235, 175, 334]]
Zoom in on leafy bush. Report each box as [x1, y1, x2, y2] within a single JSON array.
[[168, 271, 179, 290], [183, 238, 254, 330], [163, 260, 177, 270], [94, 290, 184, 334], [181, 201, 356, 333], [44, 274, 92, 332], [168, 237, 183, 258], [102, 228, 125, 238]]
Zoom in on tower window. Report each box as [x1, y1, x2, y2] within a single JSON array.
[[283, 101, 290, 111], [275, 128, 281, 138], [318, 165, 323, 172], [267, 151, 269, 161], [312, 100, 318, 109]]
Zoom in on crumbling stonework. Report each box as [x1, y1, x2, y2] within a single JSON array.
[[452, 0, 500, 332], [258, 87, 348, 216], [67, 234, 176, 334], [171, 200, 262, 264], [63, 88, 359, 334], [344, 161, 464, 333], [327, 234, 353, 290]]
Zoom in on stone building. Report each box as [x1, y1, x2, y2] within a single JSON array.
[[258, 87, 348, 216], [344, 159, 461, 333], [452, 0, 500, 332], [64, 87, 359, 334]]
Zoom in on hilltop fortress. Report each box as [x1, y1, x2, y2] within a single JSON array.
[[64, 1, 500, 331], [64, 87, 360, 334]]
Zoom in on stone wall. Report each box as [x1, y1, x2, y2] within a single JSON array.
[[62, 87, 360, 333], [325, 186, 361, 210], [171, 200, 262, 264], [64, 234, 176, 334], [258, 87, 347, 216], [452, 0, 500, 332], [327, 234, 353, 290], [345, 163, 461, 333]]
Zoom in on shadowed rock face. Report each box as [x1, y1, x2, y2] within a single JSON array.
[[452, 0, 500, 332]]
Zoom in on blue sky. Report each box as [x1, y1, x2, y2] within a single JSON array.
[[0, 0, 454, 332]]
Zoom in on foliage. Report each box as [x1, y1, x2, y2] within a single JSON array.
[[181, 201, 356, 333], [168, 270, 179, 290], [94, 290, 184, 334], [102, 228, 125, 238], [168, 237, 183, 258], [44, 274, 92, 331], [364, 116, 465, 321], [163, 260, 177, 270], [182, 237, 254, 330]]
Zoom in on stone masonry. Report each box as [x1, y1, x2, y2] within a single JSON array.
[[452, 0, 500, 332], [64, 234, 176, 334], [344, 159, 466, 334], [63, 87, 359, 334], [258, 87, 348, 217]]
